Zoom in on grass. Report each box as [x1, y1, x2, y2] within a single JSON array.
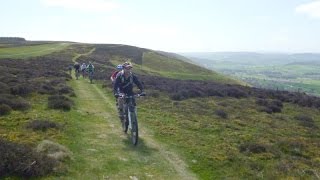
[[1, 66, 194, 179], [2, 42, 320, 179], [137, 94, 320, 179], [0, 43, 70, 59]]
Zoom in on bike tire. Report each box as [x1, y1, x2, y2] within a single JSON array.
[[76, 71, 79, 80], [122, 108, 128, 133], [130, 111, 138, 146], [122, 117, 128, 133]]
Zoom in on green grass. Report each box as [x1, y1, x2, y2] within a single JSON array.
[[2, 43, 320, 179], [137, 94, 320, 179], [0, 43, 70, 59]]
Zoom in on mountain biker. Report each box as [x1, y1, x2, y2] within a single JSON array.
[[81, 63, 87, 78], [111, 64, 124, 109], [73, 62, 80, 79], [67, 64, 73, 76], [86, 61, 95, 73], [86, 61, 95, 82], [113, 62, 145, 120]]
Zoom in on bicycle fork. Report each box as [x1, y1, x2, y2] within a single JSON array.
[[127, 105, 136, 130]]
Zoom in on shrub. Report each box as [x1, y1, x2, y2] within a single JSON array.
[[26, 120, 60, 131], [224, 87, 248, 98], [207, 89, 224, 97], [58, 85, 73, 94], [271, 100, 283, 108], [10, 84, 32, 96], [36, 140, 72, 162], [256, 98, 268, 106], [38, 83, 56, 95], [295, 114, 317, 128], [256, 98, 282, 114], [10, 98, 31, 111], [170, 93, 184, 101], [215, 109, 228, 119], [0, 82, 9, 94], [239, 142, 267, 154], [0, 95, 30, 111], [258, 106, 273, 114], [0, 139, 57, 178], [0, 104, 12, 116], [48, 95, 73, 111], [268, 104, 282, 113]]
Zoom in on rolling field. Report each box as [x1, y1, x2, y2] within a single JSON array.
[[1, 43, 320, 179], [0, 43, 70, 59]]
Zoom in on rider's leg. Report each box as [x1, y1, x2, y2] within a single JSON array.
[[118, 97, 124, 120]]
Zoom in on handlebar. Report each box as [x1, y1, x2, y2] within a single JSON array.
[[117, 93, 146, 98]]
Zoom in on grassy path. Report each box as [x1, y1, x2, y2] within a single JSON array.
[[0, 43, 70, 59], [61, 75, 197, 179], [56, 49, 197, 179]]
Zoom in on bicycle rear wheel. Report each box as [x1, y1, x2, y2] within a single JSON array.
[[129, 111, 138, 145], [76, 71, 79, 79]]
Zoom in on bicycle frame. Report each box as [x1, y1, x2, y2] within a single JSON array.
[[124, 95, 137, 129], [118, 93, 143, 145]]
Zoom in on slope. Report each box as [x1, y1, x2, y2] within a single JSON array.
[[98, 44, 241, 84], [59, 71, 197, 179], [0, 43, 71, 59]]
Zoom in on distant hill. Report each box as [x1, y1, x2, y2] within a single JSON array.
[[87, 44, 242, 84], [181, 52, 320, 65], [0, 37, 26, 43]]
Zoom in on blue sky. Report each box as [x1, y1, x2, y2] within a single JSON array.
[[1, 0, 320, 52]]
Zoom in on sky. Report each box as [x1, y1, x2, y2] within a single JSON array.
[[1, 0, 320, 52]]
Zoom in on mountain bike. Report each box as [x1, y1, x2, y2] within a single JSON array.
[[88, 71, 94, 83], [81, 69, 86, 78], [118, 93, 145, 146], [75, 69, 80, 80]]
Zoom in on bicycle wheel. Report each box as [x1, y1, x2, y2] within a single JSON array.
[[89, 72, 93, 83], [129, 111, 138, 145], [76, 71, 79, 80], [122, 108, 128, 133]]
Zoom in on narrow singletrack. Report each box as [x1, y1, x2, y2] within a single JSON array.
[[68, 76, 197, 179], [66, 50, 197, 179]]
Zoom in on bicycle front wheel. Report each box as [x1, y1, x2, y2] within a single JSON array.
[[129, 111, 138, 146]]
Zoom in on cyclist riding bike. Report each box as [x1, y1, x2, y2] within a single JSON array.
[[73, 62, 81, 80], [67, 64, 73, 76], [86, 61, 95, 83], [81, 63, 87, 78], [113, 62, 145, 120]]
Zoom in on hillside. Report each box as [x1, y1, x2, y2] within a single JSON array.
[[181, 52, 320, 65], [1, 42, 320, 179], [182, 52, 320, 96]]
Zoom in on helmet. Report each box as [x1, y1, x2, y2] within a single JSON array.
[[116, 64, 123, 70], [122, 62, 132, 69]]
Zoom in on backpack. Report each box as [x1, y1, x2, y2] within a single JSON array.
[[110, 71, 119, 82], [87, 64, 94, 72]]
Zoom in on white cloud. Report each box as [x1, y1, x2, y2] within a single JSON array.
[[41, 0, 119, 12], [296, 0, 320, 18]]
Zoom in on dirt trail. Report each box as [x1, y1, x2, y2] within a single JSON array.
[[68, 50, 197, 179], [69, 76, 197, 179]]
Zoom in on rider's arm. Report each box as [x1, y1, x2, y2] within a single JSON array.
[[113, 76, 120, 94], [133, 75, 144, 92]]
